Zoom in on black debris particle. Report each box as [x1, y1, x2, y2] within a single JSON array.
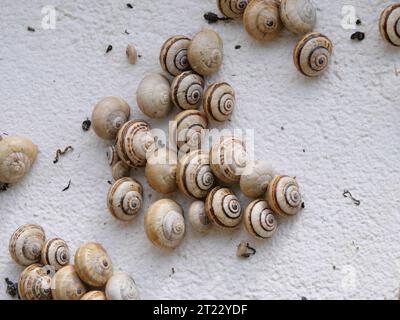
[[343, 190, 361, 206], [204, 12, 232, 24], [62, 179, 71, 192], [351, 31, 365, 41], [301, 297, 308, 300], [332, 265, 337, 270], [302, 149, 306, 153], [126, 3, 133, 9], [124, 29, 130, 35], [301, 202, 305, 209], [53, 146, 74, 164], [0, 183, 9, 192], [138, 54, 142, 58], [106, 45, 113, 54], [108, 180, 112, 185], [5, 278, 18, 298], [281, 126, 285, 131], [148, 194, 152, 198], [356, 19, 362, 25], [235, 45, 241, 50], [27, 26, 35, 32], [82, 118, 91, 131]]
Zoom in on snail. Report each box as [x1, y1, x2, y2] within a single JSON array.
[[244, 200, 278, 239], [144, 199, 185, 250], [171, 71, 205, 110], [9, 224, 46, 266], [240, 160, 275, 198], [41, 238, 70, 271], [173, 110, 208, 152], [218, 0, 249, 18], [0, 135, 38, 184], [293, 32, 333, 77], [136, 73, 172, 119], [279, 0, 316, 34], [91, 96, 131, 140], [209, 135, 248, 185], [106, 145, 119, 167], [160, 35, 192, 76], [18, 264, 52, 300], [81, 291, 107, 300], [265, 175, 304, 217], [116, 120, 155, 167], [379, 4, 400, 47], [126, 44, 138, 64], [51, 265, 87, 300], [107, 177, 143, 221], [105, 272, 140, 300], [188, 201, 212, 233], [112, 161, 131, 180], [74, 242, 113, 287], [176, 150, 215, 199], [243, 0, 283, 42], [203, 82, 235, 122], [188, 29, 223, 76], [145, 148, 178, 194], [205, 187, 243, 229]]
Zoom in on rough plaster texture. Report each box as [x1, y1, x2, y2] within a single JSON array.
[[1, 0, 400, 300]]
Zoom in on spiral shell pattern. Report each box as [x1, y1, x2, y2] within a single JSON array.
[[105, 272, 140, 300], [160, 35, 192, 76], [218, 0, 249, 18], [41, 238, 70, 271], [81, 291, 106, 300], [174, 110, 208, 152], [18, 264, 52, 300], [171, 71, 205, 110], [280, 0, 316, 34], [244, 200, 277, 239], [51, 265, 87, 300], [379, 4, 400, 47], [203, 82, 235, 122]]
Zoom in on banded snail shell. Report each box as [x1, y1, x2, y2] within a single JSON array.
[[81, 291, 106, 300], [218, 0, 249, 18], [18, 264, 52, 300], [244, 200, 278, 239], [176, 150, 215, 199], [379, 4, 400, 47], [51, 265, 87, 300], [9, 224, 45, 266], [203, 82, 235, 122], [41, 238, 70, 271], [74, 242, 113, 287], [105, 272, 140, 300], [171, 71, 205, 110], [280, 0, 316, 34], [174, 110, 208, 152], [266, 175, 303, 217], [107, 177, 143, 221], [205, 187, 243, 229], [293, 32, 333, 77], [106, 145, 119, 167], [144, 199, 185, 250], [240, 160, 276, 199], [160, 35, 192, 76], [243, 0, 283, 42], [188, 201, 212, 233], [112, 161, 131, 180], [126, 44, 138, 64]]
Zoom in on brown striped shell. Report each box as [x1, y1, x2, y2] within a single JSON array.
[[51, 265, 87, 300], [41, 238, 70, 271], [18, 264, 52, 300], [171, 71, 205, 110], [379, 4, 400, 47], [280, 0, 316, 34], [111, 161, 131, 180], [173, 110, 208, 152], [244, 200, 278, 239], [160, 35, 192, 76], [240, 160, 276, 198], [81, 291, 107, 300], [105, 272, 140, 300], [218, 0, 249, 18], [203, 82, 235, 122], [188, 201, 212, 233], [106, 145, 119, 167]]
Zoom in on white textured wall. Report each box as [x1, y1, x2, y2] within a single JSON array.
[[1, 0, 400, 300]]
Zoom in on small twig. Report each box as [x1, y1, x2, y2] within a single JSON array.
[[343, 190, 361, 206], [62, 179, 71, 192], [82, 118, 91, 131], [5, 278, 18, 298], [53, 146, 74, 164], [105, 45, 113, 54], [203, 12, 232, 24], [126, 3, 133, 9]]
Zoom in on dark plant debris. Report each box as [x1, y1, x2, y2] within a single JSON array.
[[0, 183, 9, 192], [237, 241, 257, 258], [53, 146, 74, 164], [126, 3, 133, 9], [27, 26, 35, 32], [204, 12, 232, 24], [281, 126, 285, 131], [138, 54, 142, 58], [62, 179, 72, 192], [356, 19, 362, 25], [108, 180, 112, 185], [301, 202, 305, 209], [303, 149, 306, 153], [343, 190, 361, 206], [106, 45, 113, 54], [351, 31, 365, 41], [82, 118, 91, 131], [124, 29, 130, 35], [235, 45, 241, 50], [5, 278, 18, 298]]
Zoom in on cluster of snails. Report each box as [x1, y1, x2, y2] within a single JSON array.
[[8, 224, 140, 300]]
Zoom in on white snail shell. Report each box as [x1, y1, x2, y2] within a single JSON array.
[[144, 199, 185, 250], [18, 264, 52, 300], [160, 35, 192, 76], [205, 187, 243, 229], [218, 0, 249, 18], [105, 272, 140, 300], [266, 175, 303, 217], [243, 0, 283, 42], [51, 265, 87, 300], [91, 96, 131, 140], [379, 4, 400, 47], [188, 29, 223, 76], [210, 135, 248, 185], [112, 161, 131, 180], [136, 73, 172, 119], [106, 145, 119, 167], [74, 242, 113, 287], [9, 224, 46, 266], [174, 110, 208, 152], [126, 44, 138, 64], [81, 291, 106, 300], [244, 200, 278, 239], [188, 201, 212, 233], [0, 136, 38, 184], [240, 160, 276, 199], [41, 238, 70, 271], [293, 32, 333, 77], [203, 82, 235, 122], [116, 120, 155, 168], [171, 71, 205, 110], [176, 150, 215, 199], [280, 0, 316, 34]]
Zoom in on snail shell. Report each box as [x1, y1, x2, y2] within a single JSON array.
[[91, 96, 130, 140], [293, 32, 333, 77], [74, 242, 113, 287], [0, 136, 38, 184], [116, 120, 155, 168], [145, 148, 178, 194], [203, 82, 235, 122], [176, 150, 215, 199], [379, 4, 400, 47], [105, 272, 140, 300], [41, 238, 70, 271], [209, 135, 248, 185], [218, 0, 249, 18], [107, 177, 143, 221], [240, 160, 275, 198], [171, 71, 205, 110], [243, 0, 283, 42], [136, 73, 172, 119], [205, 187, 243, 229], [280, 0, 316, 34], [9, 224, 46, 266], [144, 199, 185, 250], [160, 35, 192, 76], [81, 291, 106, 300], [188, 201, 212, 233], [112, 161, 131, 180], [188, 29, 223, 76], [106, 145, 119, 167], [51, 265, 87, 300], [174, 110, 208, 152], [244, 200, 277, 239], [266, 175, 303, 217], [126, 44, 138, 64], [18, 264, 52, 300]]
